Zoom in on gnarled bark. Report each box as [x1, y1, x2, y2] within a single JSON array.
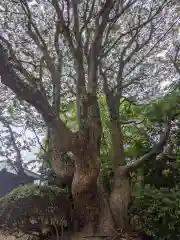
[[71, 129, 115, 237]]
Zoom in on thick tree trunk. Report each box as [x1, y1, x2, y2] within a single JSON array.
[[68, 89, 117, 237], [48, 120, 132, 236], [46, 96, 134, 237], [71, 148, 115, 237], [110, 167, 132, 231], [110, 118, 126, 168], [109, 116, 132, 231], [49, 128, 115, 238], [49, 130, 75, 187]]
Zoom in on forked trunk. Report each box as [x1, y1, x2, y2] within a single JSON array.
[[48, 109, 132, 237], [48, 130, 115, 238]]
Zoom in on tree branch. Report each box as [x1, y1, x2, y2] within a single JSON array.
[[125, 118, 172, 172], [108, 0, 137, 23], [25, 17, 62, 99], [0, 115, 22, 170], [120, 119, 145, 125], [0, 35, 39, 87], [51, 0, 76, 56], [0, 43, 74, 152], [124, 18, 179, 79], [100, 0, 170, 59], [87, 0, 115, 94], [53, 22, 63, 115], [80, 0, 96, 35], [20, 0, 63, 116], [169, 46, 180, 75]]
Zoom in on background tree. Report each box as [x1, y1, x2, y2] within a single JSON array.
[[0, 82, 46, 173]]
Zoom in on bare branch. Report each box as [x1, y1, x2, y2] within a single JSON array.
[[0, 35, 48, 98], [51, 0, 76, 56], [0, 115, 22, 170], [52, 0, 86, 116], [124, 23, 154, 65], [108, 0, 137, 23], [22, 14, 60, 117], [125, 18, 179, 79], [20, 1, 64, 116], [87, 0, 115, 94], [31, 125, 46, 153], [20, 1, 47, 50], [80, 0, 96, 35], [100, 0, 170, 59], [26, 21, 61, 92], [169, 46, 180, 75]]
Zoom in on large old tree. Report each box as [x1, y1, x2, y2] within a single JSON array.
[[0, 0, 179, 238]]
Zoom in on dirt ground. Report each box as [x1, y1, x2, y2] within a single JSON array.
[[0, 235, 15, 240]]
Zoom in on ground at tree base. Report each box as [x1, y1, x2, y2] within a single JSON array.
[[0, 232, 148, 240]]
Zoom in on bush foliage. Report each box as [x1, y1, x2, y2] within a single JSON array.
[[131, 185, 180, 240], [0, 184, 70, 236]]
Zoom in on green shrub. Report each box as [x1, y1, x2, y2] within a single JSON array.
[[131, 185, 180, 240], [0, 184, 70, 237]]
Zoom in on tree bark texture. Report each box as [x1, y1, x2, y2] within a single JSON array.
[[110, 168, 132, 231], [71, 125, 116, 237], [49, 130, 75, 188]]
